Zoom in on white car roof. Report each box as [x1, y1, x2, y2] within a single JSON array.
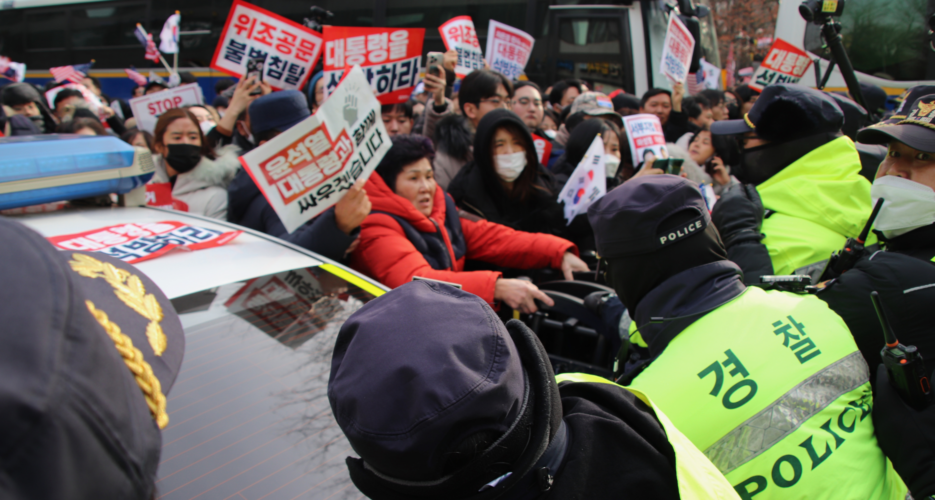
[[12, 206, 327, 299]]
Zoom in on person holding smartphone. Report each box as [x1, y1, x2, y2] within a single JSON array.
[[687, 129, 740, 195]]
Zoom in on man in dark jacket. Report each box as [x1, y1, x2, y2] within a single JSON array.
[[1, 82, 57, 133], [327, 280, 739, 499], [226, 90, 369, 262], [815, 91, 935, 382], [640, 83, 696, 143]]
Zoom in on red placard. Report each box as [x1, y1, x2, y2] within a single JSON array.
[[145, 183, 190, 211], [48, 221, 241, 263], [211, 0, 323, 91], [749, 39, 813, 91], [531, 134, 552, 166], [321, 27, 424, 105], [439, 16, 484, 78], [255, 125, 355, 205]]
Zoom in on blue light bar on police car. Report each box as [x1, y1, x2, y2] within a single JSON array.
[[0, 134, 154, 210]]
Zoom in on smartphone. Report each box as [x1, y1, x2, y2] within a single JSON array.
[[426, 51, 444, 75], [703, 158, 716, 176], [246, 57, 265, 95], [653, 158, 685, 175]]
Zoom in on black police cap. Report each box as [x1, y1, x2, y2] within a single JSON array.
[[857, 90, 935, 153], [588, 175, 710, 260], [0, 218, 183, 499], [711, 83, 844, 142]]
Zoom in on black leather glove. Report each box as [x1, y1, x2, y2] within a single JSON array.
[[872, 365, 935, 498], [711, 184, 764, 248]]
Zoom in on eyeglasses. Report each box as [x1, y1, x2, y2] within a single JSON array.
[[516, 97, 543, 108], [481, 95, 512, 108]]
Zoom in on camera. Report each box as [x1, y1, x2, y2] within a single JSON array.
[[303, 6, 334, 33], [799, 0, 845, 25]]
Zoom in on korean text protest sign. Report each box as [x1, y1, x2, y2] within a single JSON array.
[[558, 135, 606, 224], [240, 66, 391, 233], [322, 27, 424, 105], [439, 16, 484, 78], [48, 221, 241, 263], [128, 83, 204, 133], [485, 21, 534, 80], [660, 15, 695, 84], [623, 114, 667, 167], [211, 0, 323, 91], [145, 183, 189, 211], [749, 39, 813, 91]]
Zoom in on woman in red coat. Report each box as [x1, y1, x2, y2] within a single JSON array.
[[351, 135, 588, 313]]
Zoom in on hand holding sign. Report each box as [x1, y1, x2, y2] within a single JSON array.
[[239, 65, 391, 233], [660, 15, 695, 84]]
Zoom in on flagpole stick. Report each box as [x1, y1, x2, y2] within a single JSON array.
[[172, 11, 180, 76], [158, 54, 173, 74]]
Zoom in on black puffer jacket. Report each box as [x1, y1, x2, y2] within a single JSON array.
[[448, 109, 565, 237], [817, 224, 935, 384]]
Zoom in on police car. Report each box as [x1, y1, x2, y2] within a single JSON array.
[[2, 135, 386, 500]]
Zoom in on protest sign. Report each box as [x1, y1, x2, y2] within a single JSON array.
[[211, 0, 323, 91], [558, 135, 606, 224], [622, 114, 667, 167], [322, 26, 424, 105], [128, 83, 204, 133], [485, 20, 534, 80], [749, 38, 813, 91], [660, 15, 695, 84], [531, 133, 553, 166], [48, 221, 241, 263], [439, 16, 484, 78], [145, 183, 190, 211], [240, 66, 391, 233]]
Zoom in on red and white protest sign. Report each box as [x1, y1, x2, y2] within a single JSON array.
[[44, 83, 110, 125], [322, 27, 424, 105], [145, 183, 190, 211], [531, 134, 553, 166], [439, 16, 484, 78], [622, 114, 667, 167], [128, 83, 204, 133], [485, 21, 534, 81], [660, 15, 695, 84], [48, 221, 241, 263], [749, 38, 813, 92], [239, 66, 392, 233], [211, 0, 323, 91]]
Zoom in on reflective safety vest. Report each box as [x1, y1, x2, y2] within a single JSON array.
[[555, 373, 742, 500], [627, 287, 907, 499]]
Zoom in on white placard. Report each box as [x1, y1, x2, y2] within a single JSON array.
[[622, 113, 667, 168], [239, 66, 391, 233], [439, 16, 484, 79], [128, 83, 204, 134], [557, 135, 606, 224], [485, 20, 534, 81], [660, 15, 695, 84]]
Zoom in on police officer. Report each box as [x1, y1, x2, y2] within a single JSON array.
[[327, 280, 740, 499], [816, 89, 935, 379], [710, 84, 875, 282], [0, 218, 184, 499], [587, 175, 906, 499]]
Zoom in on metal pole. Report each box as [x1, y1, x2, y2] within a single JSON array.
[[821, 19, 868, 111]]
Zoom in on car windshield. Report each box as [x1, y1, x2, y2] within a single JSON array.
[[155, 265, 377, 500]]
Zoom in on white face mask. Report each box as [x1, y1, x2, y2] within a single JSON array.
[[871, 175, 935, 239], [494, 152, 527, 182], [604, 154, 621, 178], [544, 129, 557, 139], [200, 121, 216, 136]]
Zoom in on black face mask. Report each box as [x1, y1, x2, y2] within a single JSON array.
[[29, 114, 45, 133], [165, 143, 202, 174], [736, 132, 838, 185]]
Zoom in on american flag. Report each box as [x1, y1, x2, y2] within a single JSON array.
[[125, 67, 148, 86], [686, 72, 705, 96], [134, 24, 162, 63], [50, 65, 86, 84]]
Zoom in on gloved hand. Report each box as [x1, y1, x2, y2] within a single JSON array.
[[584, 291, 625, 356], [872, 365, 935, 498], [711, 184, 764, 248]]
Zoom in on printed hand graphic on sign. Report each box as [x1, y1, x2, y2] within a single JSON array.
[[344, 94, 358, 125]]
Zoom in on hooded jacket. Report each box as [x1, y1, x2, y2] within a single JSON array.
[[448, 109, 565, 236], [756, 136, 875, 275], [151, 145, 241, 220], [225, 167, 356, 262], [1, 83, 57, 134], [350, 174, 576, 304]]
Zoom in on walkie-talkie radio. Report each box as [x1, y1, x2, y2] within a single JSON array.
[[871, 291, 933, 410], [818, 198, 884, 282]]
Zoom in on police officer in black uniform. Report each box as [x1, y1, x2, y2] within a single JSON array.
[[0, 218, 184, 499]]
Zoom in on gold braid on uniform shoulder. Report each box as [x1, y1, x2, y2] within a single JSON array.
[[85, 300, 169, 429]]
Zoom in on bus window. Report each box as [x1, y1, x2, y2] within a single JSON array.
[[72, 3, 147, 48], [644, 0, 670, 90], [804, 0, 935, 81], [25, 10, 67, 50], [559, 18, 621, 54]]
